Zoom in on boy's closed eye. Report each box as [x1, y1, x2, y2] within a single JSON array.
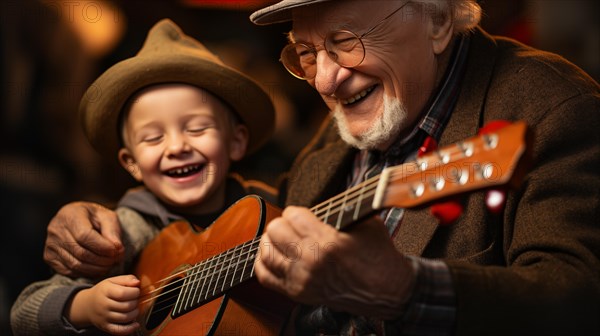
[[140, 133, 164, 144], [186, 124, 215, 135]]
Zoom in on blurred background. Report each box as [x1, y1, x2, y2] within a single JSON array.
[[1, 0, 598, 334]]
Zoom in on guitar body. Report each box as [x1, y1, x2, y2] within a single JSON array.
[[134, 195, 293, 335]]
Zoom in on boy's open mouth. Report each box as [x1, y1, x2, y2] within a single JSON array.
[[164, 164, 203, 178]]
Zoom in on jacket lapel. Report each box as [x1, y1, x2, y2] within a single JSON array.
[[439, 28, 499, 147], [393, 28, 500, 256]]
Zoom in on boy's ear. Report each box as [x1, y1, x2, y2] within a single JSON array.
[[229, 124, 249, 161], [118, 148, 143, 182], [429, 8, 454, 55]]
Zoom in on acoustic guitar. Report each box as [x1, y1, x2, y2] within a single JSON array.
[[134, 121, 531, 335]]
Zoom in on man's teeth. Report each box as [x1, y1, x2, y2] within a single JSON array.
[[341, 86, 374, 105]]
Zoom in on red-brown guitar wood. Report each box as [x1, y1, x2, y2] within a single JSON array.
[[135, 196, 293, 335]]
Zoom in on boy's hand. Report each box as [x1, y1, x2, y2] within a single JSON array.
[[68, 275, 141, 335], [44, 202, 124, 278]]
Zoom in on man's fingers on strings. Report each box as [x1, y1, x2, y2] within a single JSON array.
[[281, 206, 321, 237], [264, 216, 301, 245], [257, 233, 290, 277], [254, 254, 287, 293]]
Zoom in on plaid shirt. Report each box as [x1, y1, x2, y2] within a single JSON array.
[[296, 36, 470, 335]]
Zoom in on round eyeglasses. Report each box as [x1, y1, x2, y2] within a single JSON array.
[[280, 1, 410, 80]]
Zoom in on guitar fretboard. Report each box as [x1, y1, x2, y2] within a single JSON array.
[[172, 237, 260, 317]]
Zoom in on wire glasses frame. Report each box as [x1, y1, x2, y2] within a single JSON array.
[[280, 1, 410, 80]]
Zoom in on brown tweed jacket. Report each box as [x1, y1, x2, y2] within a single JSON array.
[[283, 28, 600, 335]]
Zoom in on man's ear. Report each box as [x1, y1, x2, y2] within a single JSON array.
[[429, 8, 454, 55], [229, 124, 249, 161], [118, 148, 143, 182]]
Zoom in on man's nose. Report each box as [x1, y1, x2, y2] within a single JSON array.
[[313, 50, 352, 97]]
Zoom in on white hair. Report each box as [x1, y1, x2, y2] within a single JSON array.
[[333, 95, 408, 150], [411, 0, 482, 34]]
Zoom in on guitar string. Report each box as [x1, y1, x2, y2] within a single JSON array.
[[144, 242, 261, 317], [139, 140, 491, 312], [139, 237, 259, 302]]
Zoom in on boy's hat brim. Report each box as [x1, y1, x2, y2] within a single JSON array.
[[80, 18, 275, 159], [250, 0, 333, 25]]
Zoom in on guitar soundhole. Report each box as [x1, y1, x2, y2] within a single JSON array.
[[145, 277, 181, 330]]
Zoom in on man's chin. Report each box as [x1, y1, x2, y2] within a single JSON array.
[[338, 127, 387, 150]]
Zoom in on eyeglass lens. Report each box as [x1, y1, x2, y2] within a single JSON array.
[[281, 30, 366, 80]]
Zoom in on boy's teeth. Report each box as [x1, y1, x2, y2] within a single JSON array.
[[168, 164, 199, 176]]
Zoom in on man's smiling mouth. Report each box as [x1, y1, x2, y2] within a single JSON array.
[[341, 86, 375, 105]]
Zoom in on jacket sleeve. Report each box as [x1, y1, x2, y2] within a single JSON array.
[[10, 274, 94, 336], [10, 206, 158, 335]]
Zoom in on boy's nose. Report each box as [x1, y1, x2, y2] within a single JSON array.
[[165, 135, 191, 157]]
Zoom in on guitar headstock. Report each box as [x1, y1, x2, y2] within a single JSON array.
[[373, 121, 532, 209]]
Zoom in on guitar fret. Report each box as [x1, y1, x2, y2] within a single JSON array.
[[201, 256, 216, 301], [323, 201, 332, 225], [221, 247, 234, 292], [248, 240, 259, 278], [210, 253, 224, 297], [231, 243, 244, 287], [192, 260, 207, 306], [335, 192, 348, 230], [353, 182, 366, 221], [191, 263, 206, 309], [173, 269, 191, 316], [182, 264, 200, 311]]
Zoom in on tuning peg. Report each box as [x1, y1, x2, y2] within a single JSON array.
[[418, 136, 464, 225], [479, 121, 512, 215]]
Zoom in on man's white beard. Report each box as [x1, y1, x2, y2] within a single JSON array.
[[333, 95, 408, 150]]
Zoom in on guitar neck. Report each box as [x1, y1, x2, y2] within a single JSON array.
[[310, 176, 380, 231], [309, 120, 529, 231]]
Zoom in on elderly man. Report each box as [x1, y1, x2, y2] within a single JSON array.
[[40, 0, 600, 335]]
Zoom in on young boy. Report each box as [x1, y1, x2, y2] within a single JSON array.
[[11, 19, 275, 335]]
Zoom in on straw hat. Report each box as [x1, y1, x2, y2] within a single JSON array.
[[80, 18, 275, 159]]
